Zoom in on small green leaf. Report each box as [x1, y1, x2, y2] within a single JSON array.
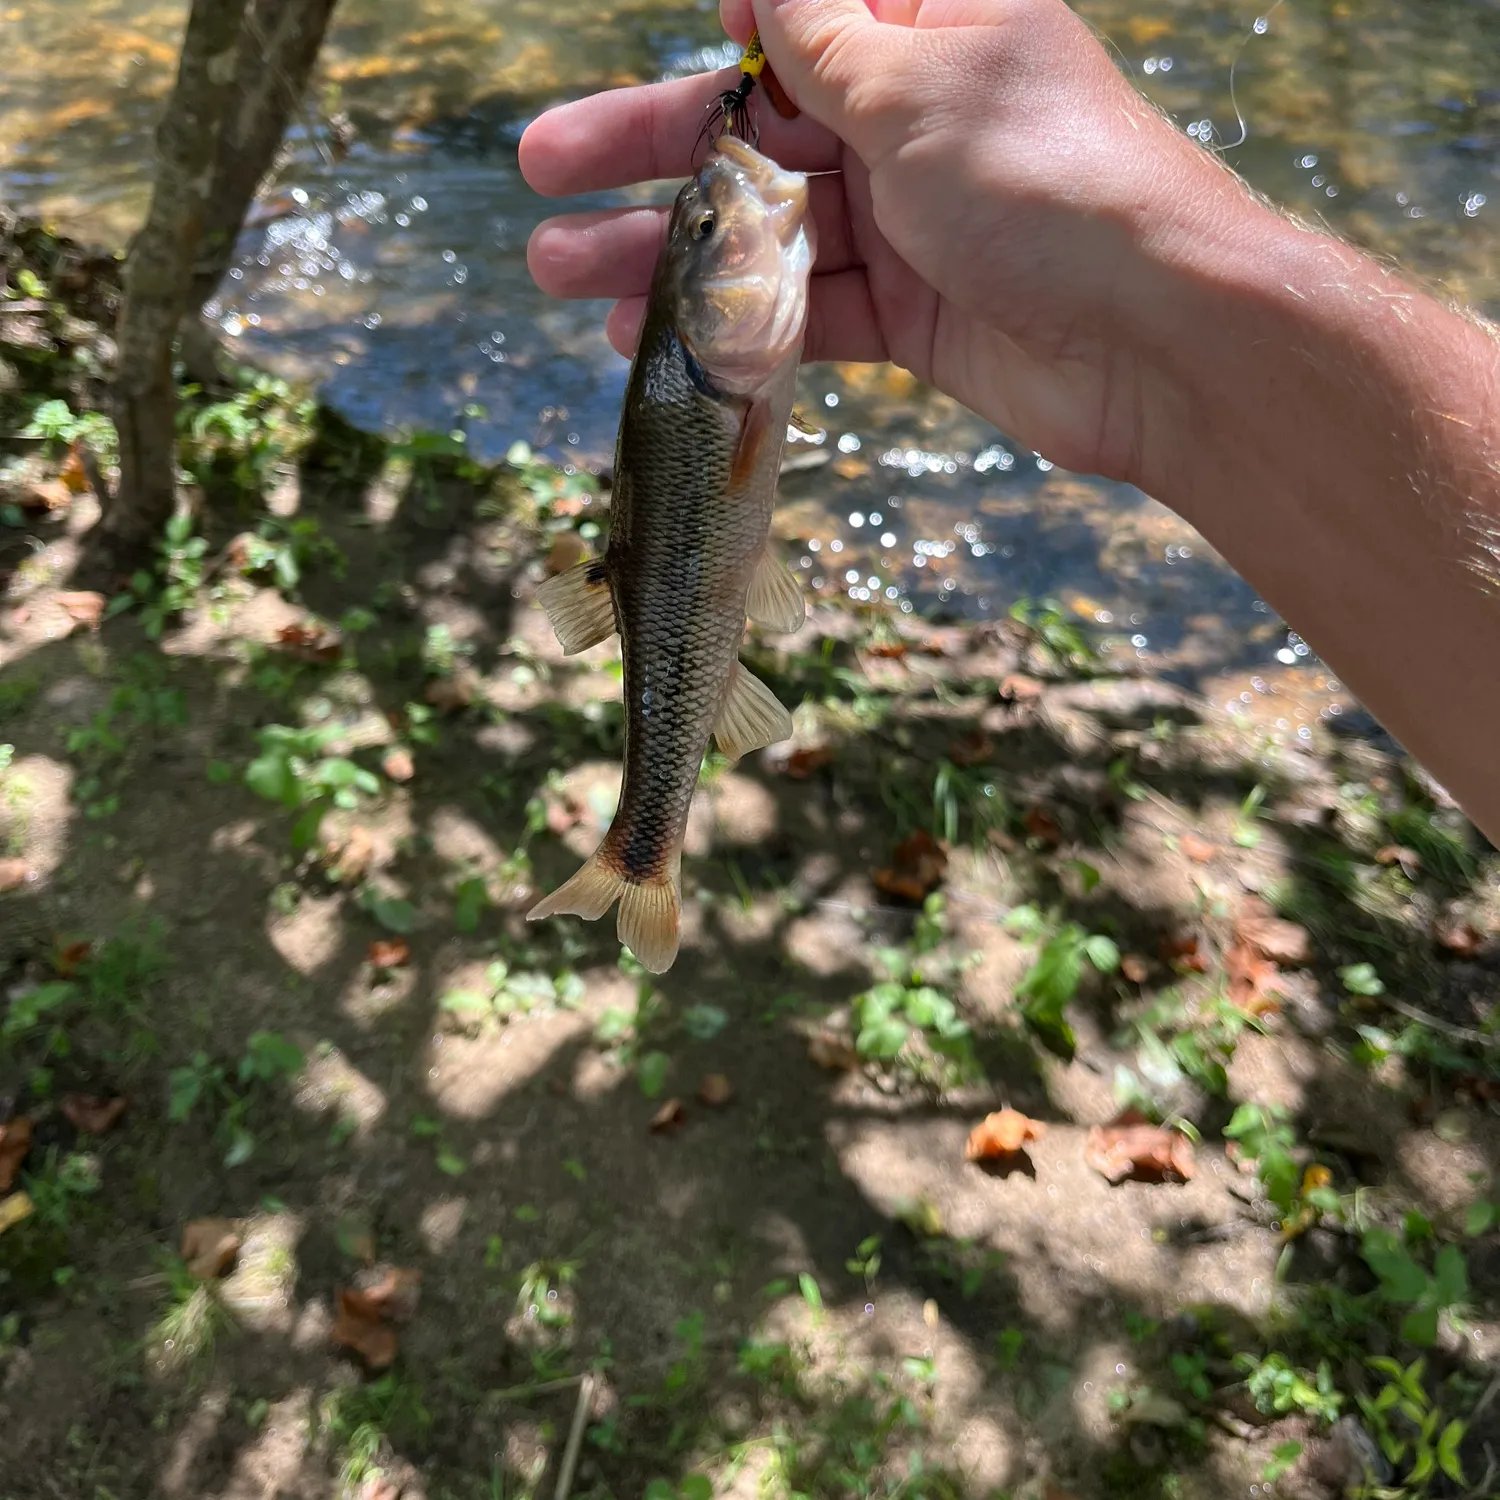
[[1465, 1200, 1496, 1237], [436, 1148, 467, 1176], [798, 1272, 822, 1311], [1083, 934, 1120, 973], [1400, 1305, 1440, 1347], [1338, 962, 1384, 997], [1437, 1419, 1468, 1484], [678, 1476, 713, 1500], [440, 989, 491, 1013], [637, 1050, 670, 1099]]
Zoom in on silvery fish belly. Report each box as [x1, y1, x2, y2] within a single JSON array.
[[527, 135, 814, 973]]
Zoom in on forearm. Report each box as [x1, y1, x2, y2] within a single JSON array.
[[1135, 188, 1500, 841]]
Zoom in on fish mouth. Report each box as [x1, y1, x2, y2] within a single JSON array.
[[713, 135, 808, 245]]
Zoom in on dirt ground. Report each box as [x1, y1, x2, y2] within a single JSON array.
[[3, 224, 1500, 1500]]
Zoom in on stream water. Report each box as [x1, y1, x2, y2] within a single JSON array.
[[3, 0, 1498, 735]]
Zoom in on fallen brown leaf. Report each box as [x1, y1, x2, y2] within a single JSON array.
[[1375, 844, 1422, 879], [353, 1264, 422, 1322], [544, 532, 587, 577], [964, 1107, 1046, 1161], [0, 1190, 33, 1235], [1121, 953, 1150, 985], [275, 620, 341, 662], [1023, 806, 1062, 846], [999, 673, 1044, 703], [946, 730, 994, 768], [381, 747, 414, 783], [24, 478, 74, 512], [181, 1218, 241, 1279], [1084, 1121, 1196, 1184], [1225, 941, 1282, 1017], [649, 1098, 686, 1133], [1435, 915, 1484, 957], [864, 640, 908, 660], [1234, 901, 1312, 966], [873, 828, 947, 903], [53, 938, 91, 976], [59, 442, 91, 494], [368, 938, 411, 970], [1159, 933, 1209, 974], [781, 745, 833, 780], [327, 825, 375, 884], [55, 590, 104, 630], [424, 671, 477, 712], [0, 858, 31, 893], [0, 1117, 33, 1191], [1179, 833, 1216, 864], [698, 1074, 733, 1107], [61, 1094, 127, 1135], [807, 1032, 859, 1071], [333, 1286, 399, 1370]]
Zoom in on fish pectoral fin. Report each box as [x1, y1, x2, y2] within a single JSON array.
[[535, 560, 617, 655], [787, 405, 825, 440], [714, 660, 794, 761], [527, 849, 683, 973], [746, 546, 805, 633]]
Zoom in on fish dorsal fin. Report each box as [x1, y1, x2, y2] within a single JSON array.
[[714, 660, 794, 760], [747, 546, 805, 633], [535, 559, 617, 654]]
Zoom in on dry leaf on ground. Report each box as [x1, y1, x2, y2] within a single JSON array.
[[1179, 833, 1216, 864], [1234, 901, 1312, 966], [0, 1117, 33, 1191], [999, 673, 1044, 702], [1084, 1119, 1196, 1184], [24, 478, 74, 512], [327, 825, 375, 884], [181, 1218, 242, 1279], [59, 443, 91, 494], [779, 745, 833, 779], [946, 730, 994, 768], [649, 1098, 686, 1133], [0, 1191, 34, 1235], [55, 590, 104, 630], [1375, 844, 1422, 879], [807, 1032, 859, 1071], [1023, 806, 1063, 846], [61, 1094, 127, 1134], [1435, 914, 1484, 957], [964, 1107, 1046, 1162], [381, 748, 414, 783], [873, 829, 947, 903], [333, 1286, 400, 1370], [1159, 933, 1209, 974], [1121, 953, 1150, 984], [1225, 942, 1282, 1017], [698, 1074, 733, 1107], [353, 1264, 422, 1322], [0, 858, 31, 893], [275, 620, 341, 662], [53, 938, 92, 976], [368, 939, 411, 970]]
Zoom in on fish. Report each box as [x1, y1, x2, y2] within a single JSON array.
[[526, 134, 814, 973]]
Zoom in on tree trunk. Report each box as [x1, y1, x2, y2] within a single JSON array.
[[188, 0, 341, 324], [110, 0, 249, 553], [108, 0, 339, 555]]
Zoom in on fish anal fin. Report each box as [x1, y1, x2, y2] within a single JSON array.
[[714, 660, 794, 761], [526, 850, 626, 922], [536, 560, 616, 655], [747, 547, 805, 633]]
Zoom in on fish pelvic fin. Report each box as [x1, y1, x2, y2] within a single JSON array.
[[746, 546, 805, 633], [536, 560, 616, 655], [714, 660, 794, 761], [526, 849, 682, 974]]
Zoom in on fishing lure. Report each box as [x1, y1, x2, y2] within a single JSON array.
[[697, 29, 799, 157]]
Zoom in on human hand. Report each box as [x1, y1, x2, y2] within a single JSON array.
[[520, 0, 1255, 485]]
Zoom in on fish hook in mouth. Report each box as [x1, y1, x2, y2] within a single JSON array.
[[695, 73, 759, 166]]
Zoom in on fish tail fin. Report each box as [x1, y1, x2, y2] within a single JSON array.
[[527, 849, 681, 974]]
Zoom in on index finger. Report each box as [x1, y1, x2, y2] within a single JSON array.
[[518, 67, 840, 198]]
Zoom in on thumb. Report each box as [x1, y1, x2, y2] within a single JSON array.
[[751, 0, 910, 161]]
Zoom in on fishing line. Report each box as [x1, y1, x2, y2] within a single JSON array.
[[1205, 0, 1287, 154]]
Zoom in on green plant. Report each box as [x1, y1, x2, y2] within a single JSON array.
[[850, 951, 977, 1090], [1232, 785, 1267, 848], [323, 1370, 433, 1491], [21, 397, 118, 464], [245, 723, 379, 848], [441, 960, 585, 1032], [231, 514, 346, 595], [1356, 1357, 1467, 1493], [116, 511, 210, 639], [1009, 596, 1096, 672], [180, 370, 314, 492], [1360, 1225, 1469, 1346], [1006, 904, 1119, 1055], [1236, 1351, 1343, 1423], [1222, 1102, 1301, 1218], [167, 1031, 305, 1166]]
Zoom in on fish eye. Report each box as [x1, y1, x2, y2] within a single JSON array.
[[692, 211, 716, 241]]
